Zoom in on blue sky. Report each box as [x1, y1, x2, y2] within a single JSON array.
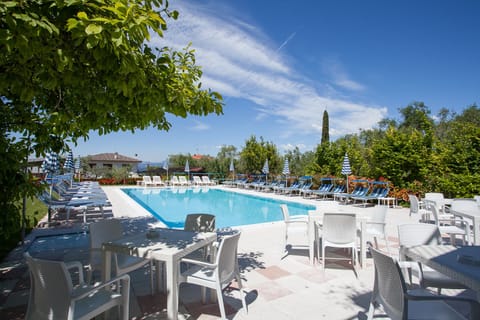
[[73, 0, 480, 162]]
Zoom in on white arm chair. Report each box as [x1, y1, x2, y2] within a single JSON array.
[[397, 223, 466, 294], [178, 232, 247, 320], [368, 247, 479, 320], [280, 204, 309, 253], [425, 199, 469, 245], [364, 206, 390, 253], [320, 213, 357, 271], [87, 219, 154, 293], [25, 252, 130, 320], [408, 194, 429, 222]]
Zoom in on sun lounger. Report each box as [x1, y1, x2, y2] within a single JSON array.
[[315, 184, 346, 200], [192, 176, 204, 186], [201, 176, 215, 185], [352, 183, 389, 206], [152, 175, 165, 186]]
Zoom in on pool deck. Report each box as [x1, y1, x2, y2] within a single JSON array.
[[0, 185, 471, 319]]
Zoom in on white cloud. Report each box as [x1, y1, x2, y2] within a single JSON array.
[[152, 2, 386, 140], [322, 58, 366, 92], [190, 120, 210, 131]]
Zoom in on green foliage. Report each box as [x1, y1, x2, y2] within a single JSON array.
[[0, 0, 223, 244], [240, 136, 281, 175]]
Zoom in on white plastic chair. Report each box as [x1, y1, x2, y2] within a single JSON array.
[[450, 198, 479, 214], [178, 232, 247, 320], [364, 206, 390, 253], [184, 213, 216, 261], [397, 223, 466, 294], [320, 213, 357, 271], [425, 192, 447, 213], [367, 247, 479, 320], [280, 204, 309, 253], [25, 252, 130, 320], [425, 199, 469, 245], [87, 219, 154, 293], [408, 194, 429, 222]]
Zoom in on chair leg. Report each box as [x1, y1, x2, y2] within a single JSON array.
[[236, 274, 248, 314], [215, 284, 227, 320], [367, 302, 376, 320]]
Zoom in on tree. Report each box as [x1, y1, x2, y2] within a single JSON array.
[[1, 0, 223, 238], [240, 136, 280, 175], [321, 109, 330, 145]]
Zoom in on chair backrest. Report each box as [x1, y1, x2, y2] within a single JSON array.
[[280, 204, 291, 222], [143, 176, 152, 183], [89, 219, 124, 250], [171, 176, 179, 183], [25, 252, 72, 319], [474, 195, 480, 206], [367, 206, 387, 234], [425, 192, 445, 210], [370, 247, 406, 320], [215, 232, 241, 284], [184, 213, 216, 232], [408, 194, 421, 215], [323, 213, 357, 245], [397, 223, 442, 247], [152, 175, 162, 182], [450, 198, 479, 213], [424, 199, 440, 226]]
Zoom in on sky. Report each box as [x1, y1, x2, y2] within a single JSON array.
[[72, 0, 480, 162]]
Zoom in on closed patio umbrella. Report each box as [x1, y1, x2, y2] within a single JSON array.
[[163, 157, 169, 181], [229, 158, 235, 182], [42, 151, 59, 181], [63, 150, 74, 173], [262, 159, 269, 183], [341, 152, 352, 193], [282, 158, 290, 187], [184, 160, 190, 180]]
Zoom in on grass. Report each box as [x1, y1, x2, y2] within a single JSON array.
[[0, 197, 47, 261]]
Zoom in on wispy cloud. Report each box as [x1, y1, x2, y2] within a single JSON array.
[[322, 58, 366, 92], [189, 120, 210, 131], [154, 2, 387, 139]]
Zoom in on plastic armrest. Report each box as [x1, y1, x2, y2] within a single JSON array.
[[180, 257, 217, 268], [71, 274, 130, 301], [65, 261, 85, 285]]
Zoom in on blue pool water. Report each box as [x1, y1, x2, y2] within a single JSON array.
[[122, 188, 316, 229]]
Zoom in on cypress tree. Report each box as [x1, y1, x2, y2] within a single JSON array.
[[321, 109, 330, 144]]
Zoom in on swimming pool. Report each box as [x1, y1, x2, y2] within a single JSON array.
[[122, 188, 316, 229]]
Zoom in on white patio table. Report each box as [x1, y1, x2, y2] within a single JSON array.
[[308, 210, 368, 268], [451, 208, 480, 245], [102, 227, 217, 320], [404, 245, 480, 300]]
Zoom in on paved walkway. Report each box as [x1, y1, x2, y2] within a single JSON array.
[[0, 185, 465, 319]]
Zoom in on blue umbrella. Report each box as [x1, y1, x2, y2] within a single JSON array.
[[229, 158, 235, 183], [341, 152, 352, 192], [74, 156, 81, 182], [282, 158, 290, 187], [74, 156, 81, 171], [282, 158, 290, 176], [41, 151, 59, 180], [63, 150, 74, 173]]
